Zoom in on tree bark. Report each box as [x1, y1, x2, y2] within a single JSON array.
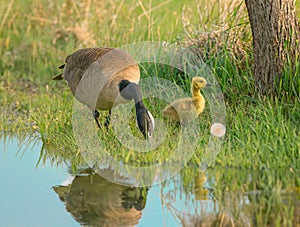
[[245, 0, 300, 94]]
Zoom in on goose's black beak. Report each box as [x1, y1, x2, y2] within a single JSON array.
[[206, 83, 212, 87], [136, 109, 155, 139]]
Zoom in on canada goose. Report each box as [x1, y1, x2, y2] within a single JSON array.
[[53, 47, 154, 139], [53, 168, 148, 226], [162, 77, 211, 122]]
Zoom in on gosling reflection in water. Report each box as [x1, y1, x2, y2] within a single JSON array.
[[53, 168, 148, 227]]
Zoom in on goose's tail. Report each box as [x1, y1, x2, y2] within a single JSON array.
[[52, 64, 65, 80]]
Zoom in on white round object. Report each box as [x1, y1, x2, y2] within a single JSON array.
[[210, 123, 226, 137]]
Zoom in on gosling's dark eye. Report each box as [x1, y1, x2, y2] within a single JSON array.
[[199, 80, 203, 83]]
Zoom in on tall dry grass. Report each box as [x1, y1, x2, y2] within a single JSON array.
[[179, 0, 251, 66]]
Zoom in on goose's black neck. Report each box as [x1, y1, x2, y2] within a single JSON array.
[[119, 79, 153, 139], [119, 80, 146, 110]]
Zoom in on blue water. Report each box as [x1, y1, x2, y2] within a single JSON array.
[[0, 137, 77, 227], [0, 137, 182, 227]]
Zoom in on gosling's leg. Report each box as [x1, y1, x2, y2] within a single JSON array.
[[104, 109, 111, 129], [93, 110, 102, 129]]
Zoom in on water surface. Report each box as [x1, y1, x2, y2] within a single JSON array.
[[0, 136, 299, 226], [0, 136, 77, 227]]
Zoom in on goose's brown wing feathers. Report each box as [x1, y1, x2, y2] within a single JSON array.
[[64, 48, 114, 72], [59, 48, 115, 95], [55, 47, 140, 108]]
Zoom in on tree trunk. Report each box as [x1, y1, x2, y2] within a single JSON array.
[[245, 0, 300, 94]]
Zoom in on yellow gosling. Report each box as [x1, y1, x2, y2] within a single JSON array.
[[194, 171, 209, 200], [162, 77, 211, 122]]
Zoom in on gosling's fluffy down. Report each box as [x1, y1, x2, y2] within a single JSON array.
[[162, 77, 210, 122]]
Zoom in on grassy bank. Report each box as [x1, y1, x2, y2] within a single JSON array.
[[0, 0, 299, 171]]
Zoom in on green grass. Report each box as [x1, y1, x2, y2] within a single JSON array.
[[1, 0, 299, 168]]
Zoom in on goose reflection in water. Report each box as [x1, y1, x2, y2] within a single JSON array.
[[53, 168, 148, 227]]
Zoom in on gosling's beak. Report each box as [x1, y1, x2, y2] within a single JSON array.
[[205, 83, 212, 87]]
